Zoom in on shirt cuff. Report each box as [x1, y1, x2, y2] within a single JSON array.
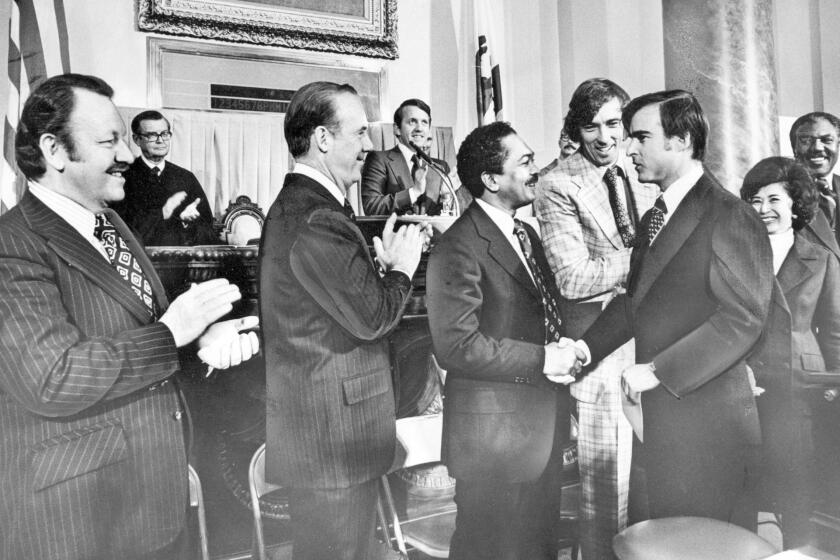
[[575, 339, 592, 366]]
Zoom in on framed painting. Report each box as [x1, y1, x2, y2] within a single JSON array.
[[136, 0, 399, 59]]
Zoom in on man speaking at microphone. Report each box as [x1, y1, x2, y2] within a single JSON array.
[[361, 98, 452, 216]]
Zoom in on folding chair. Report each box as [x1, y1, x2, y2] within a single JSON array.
[[248, 443, 283, 560], [379, 413, 456, 558], [187, 463, 210, 560]]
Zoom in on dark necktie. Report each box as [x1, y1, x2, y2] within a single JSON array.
[[342, 199, 356, 221], [604, 167, 635, 247], [816, 177, 836, 227], [513, 219, 563, 344], [410, 154, 421, 183], [640, 196, 668, 244], [94, 213, 158, 318], [151, 166, 160, 177]]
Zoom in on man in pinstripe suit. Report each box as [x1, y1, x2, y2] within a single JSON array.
[[259, 82, 428, 560], [0, 74, 258, 560], [535, 79, 657, 559]]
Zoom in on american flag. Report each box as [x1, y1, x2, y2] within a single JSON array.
[[2, 0, 70, 213]]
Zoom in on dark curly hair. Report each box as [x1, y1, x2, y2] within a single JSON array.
[[563, 78, 629, 143], [456, 121, 516, 198], [788, 111, 840, 152], [740, 156, 817, 231], [16, 73, 113, 180]]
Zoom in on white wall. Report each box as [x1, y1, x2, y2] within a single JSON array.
[[1, 0, 837, 171]]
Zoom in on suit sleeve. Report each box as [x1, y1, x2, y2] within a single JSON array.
[[535, 174, 631, 299], [426, 234, 546, 382], [816, 250, 840, 371], [361, 151, 412, 215], [0, 233, 180, 418], [652, 202, 773, 397], [289, 208, 411, 341]]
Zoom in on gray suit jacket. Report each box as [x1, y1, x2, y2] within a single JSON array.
[[0, 192, 185, 560]]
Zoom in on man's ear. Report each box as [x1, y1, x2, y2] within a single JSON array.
[[313, 125, 331, 153], [481, 171, 500, 193], [669, 132, 691, 153], [39, 133, 68, 172], [392, 123, 400, 139]]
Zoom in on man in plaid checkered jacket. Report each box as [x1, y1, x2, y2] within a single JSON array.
[[534, 78, 658, 559]]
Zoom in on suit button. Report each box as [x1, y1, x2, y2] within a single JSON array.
[[173, 410, 183, 421]]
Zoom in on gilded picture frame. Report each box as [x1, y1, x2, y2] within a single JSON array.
[[136, 0, 399, 59]]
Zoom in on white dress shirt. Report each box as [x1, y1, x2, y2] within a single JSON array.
[[768, 228, 794, 275], [139, 155, 165, 174], [28, 181, 110, 261]]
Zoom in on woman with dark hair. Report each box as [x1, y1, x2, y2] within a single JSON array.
[[741, 156, 840, 547]]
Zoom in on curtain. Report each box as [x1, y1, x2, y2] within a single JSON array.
[[119, 107, 455, 217]]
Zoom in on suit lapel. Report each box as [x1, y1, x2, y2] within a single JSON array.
[[387, 146, 413, 191], [19, 192, 159, 323], [469, 205, 539, 298], [777, 234, 820, 296], [566, 154, 623, 250], [630, 174, 711, 304]]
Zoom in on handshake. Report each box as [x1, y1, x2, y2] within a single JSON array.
[[543, 337, 588, 385]]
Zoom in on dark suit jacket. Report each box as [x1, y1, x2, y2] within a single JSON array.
[[259, 173, 412, 489], [361, 146, 453, 216], [749, 232, 840, 405], [112, 158, 216, 246], [0, 192, 185, 560], [802, 174, 840, 259], [426, 202, 570, 483], [582, 172, 773, 516]]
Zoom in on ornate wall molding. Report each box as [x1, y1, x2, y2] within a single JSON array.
[[136, 0, 399, 59]]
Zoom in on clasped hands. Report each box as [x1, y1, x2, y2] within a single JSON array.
[[159, 278, 260, 370], [543, 337, 586, 385]]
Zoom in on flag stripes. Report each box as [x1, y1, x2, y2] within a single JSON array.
[[2, 0, 70, 213]]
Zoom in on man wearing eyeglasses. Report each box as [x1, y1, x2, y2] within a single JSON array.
[[112, 110, 216, 246], [790, 112, 840, 257]]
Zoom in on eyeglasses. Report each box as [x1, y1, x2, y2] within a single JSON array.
[[136, 131, 172, 142], [796, 134, 837, 147]]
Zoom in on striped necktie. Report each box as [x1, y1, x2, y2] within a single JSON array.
[[513, 219, 563, 344]]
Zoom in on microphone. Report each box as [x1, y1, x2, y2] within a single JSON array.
[[408, 140, 461, 216], [408, 141, 437, 167]]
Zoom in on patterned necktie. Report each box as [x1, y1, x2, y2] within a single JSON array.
[[513, 220, 563, 344], [604, 167, 635, 247], [640, 196, 668, 244], [342, 199, 356, 221], [94, 213, 158, 318], [816, 177, 836, 227]]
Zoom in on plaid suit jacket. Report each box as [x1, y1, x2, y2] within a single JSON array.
[[0, 192, 185, 560], [535, 152, 658, 301]]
